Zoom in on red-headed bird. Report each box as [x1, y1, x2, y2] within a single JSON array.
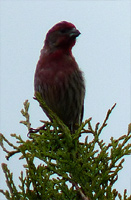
[[34, 21, 85, 132]]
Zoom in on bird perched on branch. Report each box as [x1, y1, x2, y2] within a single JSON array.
[[34, 21, 85, 132]]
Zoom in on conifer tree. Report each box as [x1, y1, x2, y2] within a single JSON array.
[[0, 94, 131, 200]]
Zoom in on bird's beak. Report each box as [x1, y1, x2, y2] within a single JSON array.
[[69, 28, 81, 38]]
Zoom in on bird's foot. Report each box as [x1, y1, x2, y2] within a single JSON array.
[[28, 125, 46, 137]]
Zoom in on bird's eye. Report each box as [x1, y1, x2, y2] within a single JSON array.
[[60, 29, 68, 34]]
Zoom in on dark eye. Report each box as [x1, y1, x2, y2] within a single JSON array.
[[60, 29, 68, 34]]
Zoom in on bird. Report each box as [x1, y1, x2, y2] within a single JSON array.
[[34, 21, 85, 132]]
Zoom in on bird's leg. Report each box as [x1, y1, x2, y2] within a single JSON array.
[[28, 124, 46, 136], [27, 120, 53, 137]]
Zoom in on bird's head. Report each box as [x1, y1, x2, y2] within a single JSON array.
[[44, 21, 81, 52]]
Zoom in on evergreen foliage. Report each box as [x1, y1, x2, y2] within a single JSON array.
[[0, 94, 131, 200]]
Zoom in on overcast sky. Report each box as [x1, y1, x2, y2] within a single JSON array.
[[0, 1, 131, 199]]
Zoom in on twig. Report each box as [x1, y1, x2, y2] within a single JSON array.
[[73, 181, 90, 200], [98, 103, 116, 136]]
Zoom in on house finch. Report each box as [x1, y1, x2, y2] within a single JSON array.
[[34, 21, 85, 132]]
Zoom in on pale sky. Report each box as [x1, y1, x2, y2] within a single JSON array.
[[0, 1, 131, 199]]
